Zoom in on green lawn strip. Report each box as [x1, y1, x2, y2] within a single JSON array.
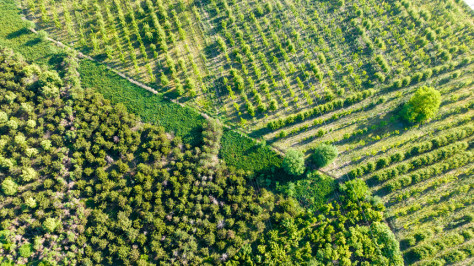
[[220, 129, 282, 172], [79, 60, 283, 172], [0, 0, 54, 64], [78, 59, 205, 146]]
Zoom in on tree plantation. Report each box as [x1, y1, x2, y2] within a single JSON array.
[[0, 48, 402, 265], [0, 0, 473, 265]]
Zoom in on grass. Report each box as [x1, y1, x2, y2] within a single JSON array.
[[0, 0, 56, 64], [79, 59, 206, 146], [220, 129, 282, 172]]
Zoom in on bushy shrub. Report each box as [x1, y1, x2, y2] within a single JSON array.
[[311, 144, 338, 168], [43, 218, 59, 233], [2, 178, 18, 196], [282, 149, 305, 176], [401, 86, 441, 123]]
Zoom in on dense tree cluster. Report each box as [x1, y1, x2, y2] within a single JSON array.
[[0, 48, 401, 264]]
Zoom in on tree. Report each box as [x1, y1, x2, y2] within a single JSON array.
[[311, 144, 338, 168], [1, 178, 18, 196], [401, 86, 441, 123], [282, 149, 305, 176], [19, 243, 33, 258], [339, 178, 368, 201], [21, 167, 38, 182], [43, 218, 59, 233]]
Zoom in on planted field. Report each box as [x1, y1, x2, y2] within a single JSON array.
[[16, 0, 474, 264]]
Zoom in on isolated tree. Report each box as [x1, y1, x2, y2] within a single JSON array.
[[311, 144, 338, 168], [401, 86, 441, 123], [282, 149, 305, 176]]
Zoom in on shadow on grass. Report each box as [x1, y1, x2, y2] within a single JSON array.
[[6, 28, 29, 39], [24, 38, 41, 46]]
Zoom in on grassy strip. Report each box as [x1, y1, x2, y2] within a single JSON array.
[[79, 60, 205, 146], [0, 0, 54, 64], [220, 130, 282, 172]]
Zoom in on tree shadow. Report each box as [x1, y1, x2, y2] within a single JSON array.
[[24, 38, 41, 47], [7, 28, 30, 39]]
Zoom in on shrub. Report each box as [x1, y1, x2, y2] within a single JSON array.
[[340, 178, 369, 201], [19, 243, 33, 258], [282, 149, 305, 176], [311, 144, 338, 168], [43, 218, 59, 233], [401, 86, 441, 123], [2, 178, 18, 196]]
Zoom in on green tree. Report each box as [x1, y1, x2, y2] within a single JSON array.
[[311, 144, 338, 168], [1, 178, 18, 196], [19, 243, 33, 258], [43, 218, 59, 233], [401, 86, 441, 123], [282, 149, 305, 176], [21, 167, 38, 182]]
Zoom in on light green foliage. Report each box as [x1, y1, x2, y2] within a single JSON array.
[[311, 144, 338, 168], [19, 243, 33, 258], [24, 197, 37, 208], [6, 120, 18, 130], [0, 111, 7, 124], [371, 222, 404, 265], [40, 140, 52, 150], [38, 70, 62, 88], [402, 86, 441, 123], [42, 218, 59, 233], [14, 134, 27, 146], [1, 178, 18, 196], [21, 167, 37, 182], [340, 178, 368, 201], [21, 102, 34, 114], [0, 155, 14, 169], [26, 119, 36, 128], [41, 85, 60, 98], [282, 149, 306, 176]]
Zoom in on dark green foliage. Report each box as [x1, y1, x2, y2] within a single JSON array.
[[311, 144, 338, 168]]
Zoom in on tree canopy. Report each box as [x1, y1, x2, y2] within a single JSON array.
[[311, 144, 338, 168], [401, 86, 441, 123], [282, 149, 306, 176]]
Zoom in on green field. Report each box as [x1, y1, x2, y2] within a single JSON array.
[[1, 0, 474, 264]]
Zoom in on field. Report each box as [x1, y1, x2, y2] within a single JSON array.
[[2, 0, 474, 264]]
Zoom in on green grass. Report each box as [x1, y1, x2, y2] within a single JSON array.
[[0, 0, 55, 64], [80, 59, 283, 171], [79, 59, 206, 146], [220, 129, 282, 172]]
